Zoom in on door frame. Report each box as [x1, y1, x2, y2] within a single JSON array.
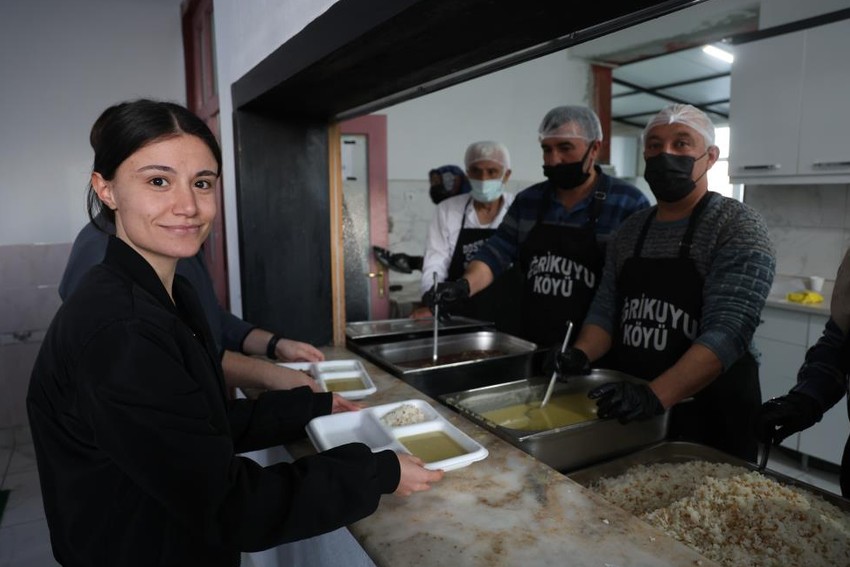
[[182, 0, 229, 308], [340, 115, 389, 321]]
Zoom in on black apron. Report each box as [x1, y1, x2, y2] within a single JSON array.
[[607, 192, 761, 462], [446, 198, 523, 335], [518, 184, 608, 347]]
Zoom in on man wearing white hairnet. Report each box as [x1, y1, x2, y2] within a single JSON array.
[[425, 106, 650, 348], [414, 141, 521, 331], [555, 103, 776, 462]]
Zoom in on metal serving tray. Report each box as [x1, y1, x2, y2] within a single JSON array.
[[351, 330, 537, 398], [345, 316, 491, 342], [440, 369, 669, 473], [568, 441, 850, 512]]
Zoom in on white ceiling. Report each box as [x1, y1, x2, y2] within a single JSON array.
[[610, 44, 733, 131], [569, 0, 760, 132]]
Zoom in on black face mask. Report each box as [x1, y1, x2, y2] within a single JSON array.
[[643, 152, 708, 203], [542, 145, 593, 190], [429, 183, 452, 205]]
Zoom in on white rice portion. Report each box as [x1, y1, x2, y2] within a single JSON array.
[[590, 461, 850, 567], [380, 403, 427, 427]]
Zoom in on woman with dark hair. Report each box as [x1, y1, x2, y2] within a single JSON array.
[[27, 99, 442, 567]]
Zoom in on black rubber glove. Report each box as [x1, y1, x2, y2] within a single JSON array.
[[422, 279, 470, 313], [542, 347, 591, 381], [754, 392, 823, 446], [588, 381, 664, 423]]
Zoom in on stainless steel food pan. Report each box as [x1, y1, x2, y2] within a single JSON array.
[[345, 316, 491, 342], [440, 369, 669, 473], [352, 330, 538, 398], [568, 441, 850, 512]]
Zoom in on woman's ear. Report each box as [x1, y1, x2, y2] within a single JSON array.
[[91, 172, 116, 210]]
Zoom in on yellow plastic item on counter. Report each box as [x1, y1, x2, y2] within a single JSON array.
[[786, 290, 825, 305]]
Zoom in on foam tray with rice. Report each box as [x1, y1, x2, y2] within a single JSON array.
[[306, 399, 488, 471]]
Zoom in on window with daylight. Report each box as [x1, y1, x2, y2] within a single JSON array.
[[708, 126, 744, 202]]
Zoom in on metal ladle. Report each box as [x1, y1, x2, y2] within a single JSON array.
[[431, 272, 439, 364], [540, 320, 574, 408]]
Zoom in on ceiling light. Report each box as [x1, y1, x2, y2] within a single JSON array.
[[702, 45, 734, 64]]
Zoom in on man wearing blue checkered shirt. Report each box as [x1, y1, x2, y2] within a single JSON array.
[[424, 105, 650, 348]]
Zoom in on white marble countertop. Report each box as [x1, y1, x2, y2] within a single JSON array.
[[765, 295, 830, 316], [286, 346, 719, 567]]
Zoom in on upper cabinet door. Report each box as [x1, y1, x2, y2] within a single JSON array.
[[729, 30, 805, 182], [797, 19, 850, 177]]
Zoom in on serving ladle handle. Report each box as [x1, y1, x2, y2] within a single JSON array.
[[540, 320, 574, 408]]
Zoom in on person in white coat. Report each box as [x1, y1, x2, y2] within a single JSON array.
[[412, 141, 521, 332]]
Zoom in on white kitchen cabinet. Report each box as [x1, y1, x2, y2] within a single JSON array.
[[729, 19, 850, 184], [729, 29, 805, 182], [753, 307, 809, 451], [755, 308, 850, 465], [797, 20, 850, 177]]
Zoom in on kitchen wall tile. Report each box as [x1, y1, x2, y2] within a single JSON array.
[[14, 424, 32, 447], [746, 184, 847, 228], [0, 342, 41, 429], [0, 427, 12, 450], [0, 243, 71, 290], [1, 468, 47, 527], [0, 518, 60, 567], [386, 179, 435, 291], [768, 226, 847, 278], [0, 285, 61, 334], [386, 178, 529, 292]]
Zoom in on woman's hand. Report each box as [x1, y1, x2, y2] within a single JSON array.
[[275, 366, 322, 392], [276, 339, 325, 362], [394, 453, 444, 496], [331, 394, 363, 413]]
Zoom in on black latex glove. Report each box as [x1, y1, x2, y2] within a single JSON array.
[[542, 346, 591, 381], [754, 392, 823, 446], [588, 381, 664, 423], [422, 279, 470, 313]]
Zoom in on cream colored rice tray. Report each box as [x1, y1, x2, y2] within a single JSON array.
[[306, 399, 489, 471], [278, 359, 377, 399]]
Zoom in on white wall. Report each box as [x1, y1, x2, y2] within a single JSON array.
[[0, 0, 185, 246], [759, 0, 850, 27], [382, 50, 591, 184], [213, 0, 340, 315]]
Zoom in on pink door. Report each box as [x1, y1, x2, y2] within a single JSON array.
[[340, 115, 390, 320]]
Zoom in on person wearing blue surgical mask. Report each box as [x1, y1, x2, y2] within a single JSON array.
[[412, 141, 521, 333]]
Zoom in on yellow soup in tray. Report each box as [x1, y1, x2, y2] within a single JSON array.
[[324, 377, 365, 392], [397, 430, 468, 463], [479, 392, 596, 431]]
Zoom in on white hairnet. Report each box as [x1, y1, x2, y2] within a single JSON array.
[[642, 103, 715, 147], [537, 105, 603, 142], [464, 140, 510, 170]]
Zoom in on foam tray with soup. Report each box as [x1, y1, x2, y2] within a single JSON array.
[[306, 399, 488, 471]]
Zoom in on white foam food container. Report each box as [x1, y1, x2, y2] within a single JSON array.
[[278, 359, 377, 399], [306, 399, 489, 471]]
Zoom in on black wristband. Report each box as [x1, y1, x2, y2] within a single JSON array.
[[266, 334, 281, 360]]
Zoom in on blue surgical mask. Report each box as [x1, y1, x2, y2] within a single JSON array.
[[469, 178, 503, 203]]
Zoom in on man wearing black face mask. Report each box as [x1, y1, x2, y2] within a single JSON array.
[[425, 105, 649, 350], [555, 104, 776, 463]]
